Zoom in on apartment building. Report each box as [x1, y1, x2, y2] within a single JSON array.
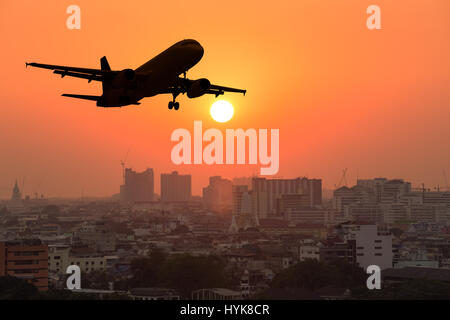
[[0, 239, 48, 291]]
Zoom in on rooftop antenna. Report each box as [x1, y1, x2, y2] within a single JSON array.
[[120, 149, 130, 184]]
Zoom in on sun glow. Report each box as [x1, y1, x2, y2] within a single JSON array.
[[210, 100, 234, 123]]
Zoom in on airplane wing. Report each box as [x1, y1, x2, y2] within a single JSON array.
[[208, 84, 246, 96], [25, 57, 118, 82], [170, 77, 246, 97], [61, 94, 100, 101]]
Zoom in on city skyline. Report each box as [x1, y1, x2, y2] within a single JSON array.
[[1, 167, 449, 200]]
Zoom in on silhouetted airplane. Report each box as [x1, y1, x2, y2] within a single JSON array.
[[26, 39, 246, 110]]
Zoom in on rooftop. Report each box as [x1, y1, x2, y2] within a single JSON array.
[[383, 267, 450, 282], [129, 288, 179, 297]]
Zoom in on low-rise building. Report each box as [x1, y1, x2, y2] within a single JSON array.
[[0, 239, 48, 291], [129, 288, 180, 300], [191, 288, 242, 300], [48, 245, 107, 275]]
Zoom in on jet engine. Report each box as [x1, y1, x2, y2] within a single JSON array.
[[187, 78, 211, 98]]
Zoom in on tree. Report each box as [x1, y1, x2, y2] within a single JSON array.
[[160, 255, 228, 298], [267, 259, 367, 296], [81, 270, 115, 290], [128, 253, 229, 298], [0, 276, 38, 300], [326, 259, 367, 289], [354, 279, 450, 300], [129, 249, 168, 288], [270, 259, 332, 292]]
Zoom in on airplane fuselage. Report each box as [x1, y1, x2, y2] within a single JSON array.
[[101, 40, 204, 106], [136, 39, 204, 90]]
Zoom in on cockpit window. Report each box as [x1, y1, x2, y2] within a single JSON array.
[[181, 40, 197, 46]]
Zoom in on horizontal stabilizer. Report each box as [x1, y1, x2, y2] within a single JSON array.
[[62, 94, 100, 101]]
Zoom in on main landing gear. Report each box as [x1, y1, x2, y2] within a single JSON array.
[[168, 70, 188, 111], [168, 87, 181, 110], [168, 101, 179, 110]]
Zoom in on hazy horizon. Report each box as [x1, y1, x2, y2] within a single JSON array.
[[1, 169, 446, 199]]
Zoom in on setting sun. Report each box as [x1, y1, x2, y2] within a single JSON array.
[[210, 100, 234, 123]]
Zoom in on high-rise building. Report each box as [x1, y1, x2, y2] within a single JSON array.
[[202, 176, 232, 210], [333, 185, 371, 213], [232, 177, 253, 189], [120, 168, 154, 203], [284, 208, 333, 225], [420, 191, 450, 205], [229, 185, 258, 232], [161, 171, 191, 202], [345, 203, 385, 224], [251, 177, 322, 219], [357, 178, 411, 203], [276, 194, 311, 215], [334, 178, 450, 224], [0, 239, 48, 291]]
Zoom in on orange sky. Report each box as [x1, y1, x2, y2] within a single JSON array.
[[1, 0, 450, 198]]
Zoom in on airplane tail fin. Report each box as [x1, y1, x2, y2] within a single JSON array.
[[100, 56, 112, 93], [62, 93, 100, 102], [100, 56, 111, 71]]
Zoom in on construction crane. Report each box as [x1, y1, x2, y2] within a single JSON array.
[[335, 168, 348, 189], [120, 149, 130, 184], [444, 170, 449, 191], [34, 176, 45, 199]]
